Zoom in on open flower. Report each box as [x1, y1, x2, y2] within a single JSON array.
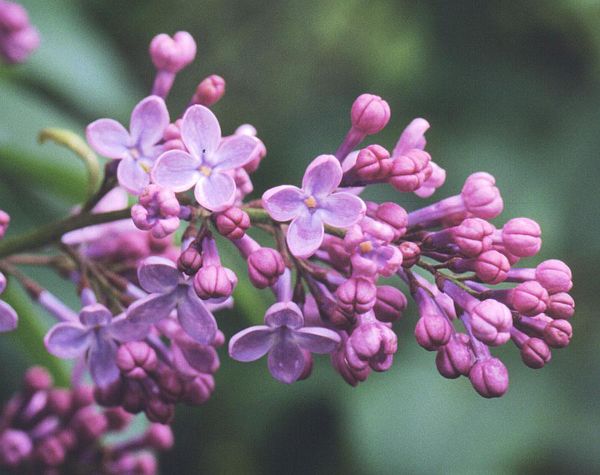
[[86, 96, 170, 194], [44, 304, 148, 387], [229, 301, 340, 383], [262, 155, 366, 258], [126, 256, 219, 344], [152, 105, 260, 211]]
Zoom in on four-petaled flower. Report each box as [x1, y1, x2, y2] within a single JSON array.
[[152, 105, 260, 211], [86, 96, 170, 194], [262, 155, 366, 258], [126, 256, 219, 344], [44, 304, 148, 387], [229, 301, 340, 384]]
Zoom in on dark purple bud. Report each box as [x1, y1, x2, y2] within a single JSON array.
[[103, 407, 133, 431], [399, 241, 420, 268], [520, 337, 551, 369], [156, 370, 185, 403], [297, 349, 314, 381], [469, 358, 509, 398], [247, 247, 285, 289], [215, 207, 250, 240], [145, 423, 174, 450], [335, 277, 376, 315], [373, 285, 407, 322], [414, 315, 453, 351], [94, 379, 124, 407], [0, 430, 32, 468], [546, 292, 575, 319], [178, 245, 203, 275], [71, 407, 108, 441], [23, 366, 52, 393], [543, 319, 572, 348], [193, 265, 236, 300], [351, 94, 390, 134], [435, 333, 473, 378], [116, 342, 158, 379], [122, 383, 145, 414], [183, 374, 215, 405], [35, 437, 65, 467], [511, 281, 548, 316], [145, 398, 174, 424], [375, 202, 408, 239]]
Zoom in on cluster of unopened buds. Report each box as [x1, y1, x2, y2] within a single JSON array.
[[0, 5, 576, 471], [0, 0, 39, 64]]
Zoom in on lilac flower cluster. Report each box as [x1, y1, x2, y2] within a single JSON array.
[[0, 1, 39, 64], [0, 25, 578, 468], [0, 367, 172, 474]]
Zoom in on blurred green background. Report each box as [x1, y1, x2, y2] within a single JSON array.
[[1, 0, 599, 473]]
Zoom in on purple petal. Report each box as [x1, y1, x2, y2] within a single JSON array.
[[129, 96, 170, 152], [264, 301, 304, 329], [229, 325, 274, 362], [109, 315, 150, 342], [137, 256, 180, 293], [86, 119, 130, 158], [301, 154, 342, 198], [151, 150, 200, 192], [213, 135, 259, 170], [392, 118, 429, 158], [79, 304, 112, 328], [126, 292, 177, 325], [294, 327, 340, 353], [177, 287, 217, 344], [0, 300, 18, 332], [286, 213, 324, 258], [267, 336, 304, 384], [44, 323, 91, 358], [117, 156, 151, 195], [174, 337, 219, 373], [181, 105, 221, 159], [262, 185, 305, 222], [88, 333, 119, 388], [318, 192, 365, 228], [193, 172, 236, 212]]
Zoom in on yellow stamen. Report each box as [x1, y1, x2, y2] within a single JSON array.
[[200, 165, 212, 177], [304, 196, 317, 208], [140, 161, 151, 173], [359, 241, 373, 253]]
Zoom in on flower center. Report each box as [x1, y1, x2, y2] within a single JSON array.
[[139, 161, 152, 173], [129, 148, 140, 160], [359, 241, 373, 253], [304, 196, 317, 208], [199, 165, 212, 177]]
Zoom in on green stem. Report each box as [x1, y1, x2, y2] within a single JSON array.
[[0, 208, 131, 258]]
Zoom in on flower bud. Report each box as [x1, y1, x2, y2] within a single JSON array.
[[145, 398, 175, 424], [399, 241, 420, 268], [183, 374, 215, 405], [35, 437, 65, 467], [546, 292, 574, 319], [247, 247, 285, 289], [374, 202, 407, 239], [47, 389, 72, 417], [23, 366, 52, 393], [511, 281, 548, 316], [0, 430, 32, 467], [470, 299, 512, 346], [156, 370, 185, 403], [297, 349, 314, 381], [535, 259, 572, 293], [0, 209, 10, 239], [116, 342, 158, 379], [193, 265, 236, 300], [520, 337, 551, 369], [469, 358, 509, 398], [71, 407, 108, 441], [335, 277, 376, 315], [435, 333, 473, 378], [389, 149, 432, 192], [453, 218, 495, 257], [192, 74, 226, 106], [373, 285, 407, 322], [474, 250, 510, 284], [461, 172, 503, 219], [414, 315, 453, 351], [177, 245, 203, 275], [0, 3, 29, 31], [103, 407, 133, 431], [149, 31, 196, 73], [145, 424, 174, 450], [347, 319, 397, 371], [354, 145, 392, 180], [351, 94, 390, 134], [501, 218, 541, 257], [214, 207, 250, 240], [543, 319, 572, 348]]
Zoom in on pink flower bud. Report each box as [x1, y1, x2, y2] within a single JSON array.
[[0, 430, 32, 468], [177, 245, 203, 275], [520, 337, 551, 369], [543, 319, 572, 348], [103, 407, 133, 431], [501, 217, 541, 257], [116, 342, 158, 379], [156, 370, 185, 403], [469, 357, 509, 398], [247, 248, 285, 288], [149, 31, 196, 73], [399, 241, 420, 268], [453, 218, 495, 257], [347, 318, 397, 371], [47, 389, 73, 417], [511, 281, 548, 316], [461, 172, 503, 219], [145, 398, 174, 424], [470, 299, 512, 346], [546, 292, 574, 319], [435, 333, 473, 378], [214, 207, 250, 240], [373, 285, 407, 322], [351, 93, 390, 134], [354, 145, 392, 181], [535, 259, 572, 293], [0, 2, 29, 31], [193, 265, 236, 300], [374, 202, 408, 239], [183, 374, 215, 405], [35, 437, 65, 467], [0, 209, 10, 239], [71, 407, 109, 441], [192, 74, 226, 106], [23, 366, 52, 393], [335, 277, 376, 315], [474, 250, 510, 284], [145, 424, 174, 450], [415, 315, 453, 351], [389, 149, 432, 192]]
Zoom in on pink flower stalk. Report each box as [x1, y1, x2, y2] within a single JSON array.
[[152, 105, 260, 211]]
